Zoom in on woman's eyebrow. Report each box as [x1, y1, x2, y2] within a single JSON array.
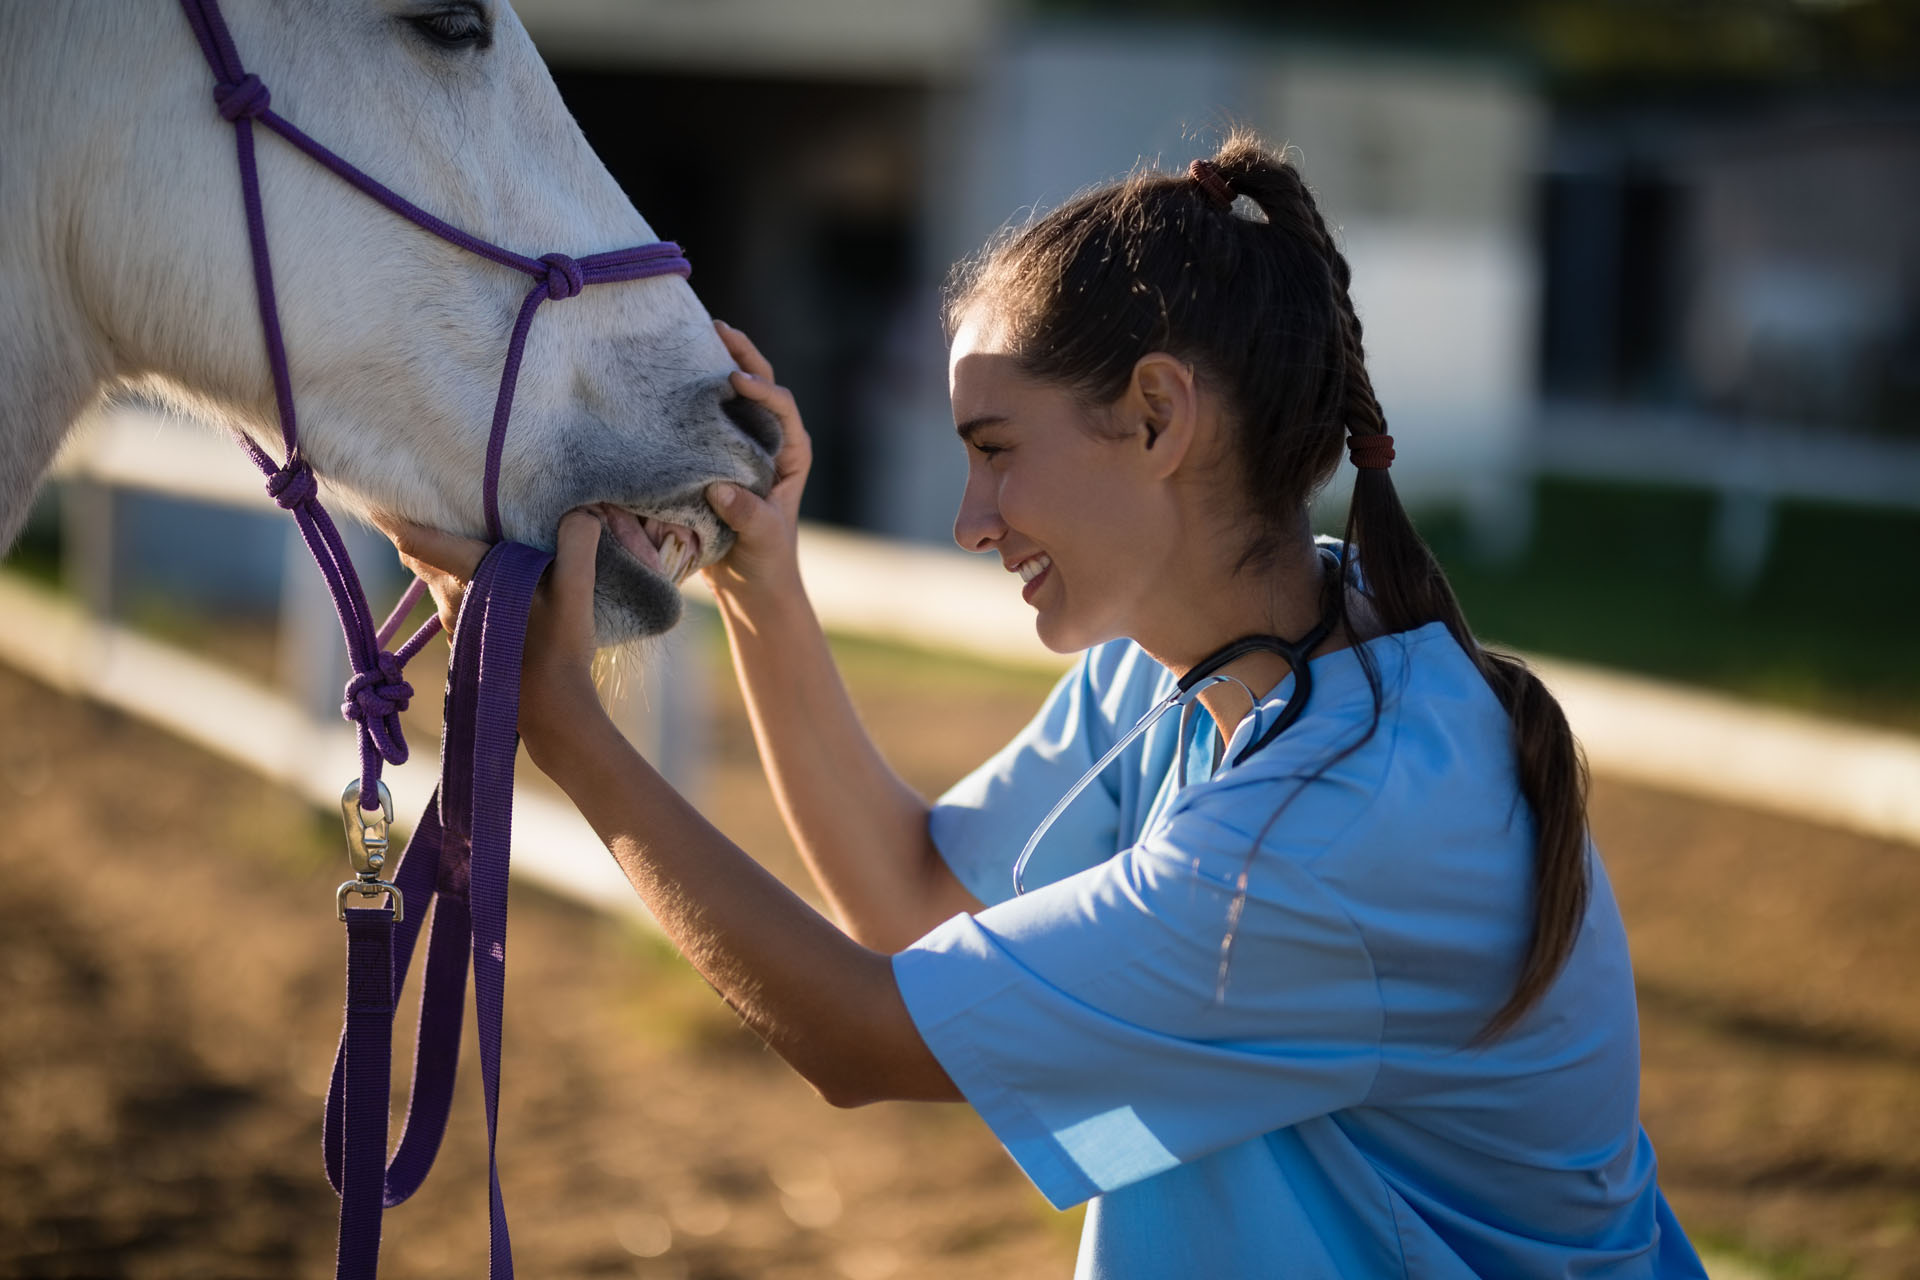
[[956, 415, 1008, 442]]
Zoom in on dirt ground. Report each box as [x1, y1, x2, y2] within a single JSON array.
[[1, 634, 1917, 1278]]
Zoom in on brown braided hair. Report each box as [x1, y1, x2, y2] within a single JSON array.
[[944, 130, 1591, 1042]]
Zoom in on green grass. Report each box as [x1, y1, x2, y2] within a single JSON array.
[[2, 497, 61, 588], [1414, 478, 1920, 735], [1693, 1231, 1856, 1280]]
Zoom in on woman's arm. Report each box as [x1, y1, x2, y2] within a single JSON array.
[[701, 324, 984, 951], [535, 669, 960, 1108], [708, 579, 984, 951], [385, 512, 961, 1108]]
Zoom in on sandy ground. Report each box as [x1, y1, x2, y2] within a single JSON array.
[[1, 636, 1917, 1278]]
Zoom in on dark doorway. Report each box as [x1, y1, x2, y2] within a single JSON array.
[[550, 69, 927, 528]]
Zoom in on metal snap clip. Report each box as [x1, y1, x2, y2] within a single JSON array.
[[337, 779, 404, 921]]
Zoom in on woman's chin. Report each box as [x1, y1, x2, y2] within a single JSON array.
[[1033, 608, 1101, 656]]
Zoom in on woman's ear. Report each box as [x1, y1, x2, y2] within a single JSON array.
[[1127, 352, 1200, 480]]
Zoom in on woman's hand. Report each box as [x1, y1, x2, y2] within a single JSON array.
[[373, 508, 607, 753], [704, 321, 812, 604]]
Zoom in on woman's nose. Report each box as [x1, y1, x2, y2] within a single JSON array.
[[952, 470, 1006, 553]]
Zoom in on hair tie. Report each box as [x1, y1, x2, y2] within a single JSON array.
[[1347, 433, 1395, 470], [1187, 159, 1234, 211]]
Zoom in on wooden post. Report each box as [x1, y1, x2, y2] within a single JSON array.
[[276, 519, 399, 727], [277, 522, 354, 726], [59, 478, 119, 620], [602, 607, 710, 803]]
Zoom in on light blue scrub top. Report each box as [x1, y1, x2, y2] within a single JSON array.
[[893, 622, 1706, 1278]]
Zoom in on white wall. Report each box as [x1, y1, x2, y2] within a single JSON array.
[[870, 27, 1250, 543], [1265, 53, 1543, 509], [870, 25, 1544, 543], [514, 0, 1000, 80]]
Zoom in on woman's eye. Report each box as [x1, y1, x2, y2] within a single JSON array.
[[410, 6, 491, 49], [971, 441, 1008, 459]]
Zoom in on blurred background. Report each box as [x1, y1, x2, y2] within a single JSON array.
[[3, 0, 1918, 1277]]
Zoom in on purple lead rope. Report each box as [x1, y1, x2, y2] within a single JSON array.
[[175, 1, 691, 1274]]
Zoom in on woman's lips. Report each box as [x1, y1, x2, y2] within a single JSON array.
[[1018, 553, 1053, 604]]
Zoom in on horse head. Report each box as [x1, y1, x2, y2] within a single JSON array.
[[12, 0, 775, 642]]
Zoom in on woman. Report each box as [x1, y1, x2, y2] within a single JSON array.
[[385, 135, 1705, 1277]]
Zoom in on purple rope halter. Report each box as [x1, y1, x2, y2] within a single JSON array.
[[178, 0, 690, 810], [175, 2, 694, 1276]]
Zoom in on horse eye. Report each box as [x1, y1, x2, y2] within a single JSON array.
[[409, 6, 491, 50]]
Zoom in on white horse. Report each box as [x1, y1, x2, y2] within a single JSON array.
[[0, 0, 777, 641]]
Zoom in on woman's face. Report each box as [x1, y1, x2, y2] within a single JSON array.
[[948, 315, 1177, 653]]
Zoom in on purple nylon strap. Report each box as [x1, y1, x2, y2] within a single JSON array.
[[174, 0, 686, 1274], [335, 908, 396, 1273], [326, 543, 551, 1279]]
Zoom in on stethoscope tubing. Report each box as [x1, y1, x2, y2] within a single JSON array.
[[1009, 549, 1343, 898], [1012, 674, 1236, 897]]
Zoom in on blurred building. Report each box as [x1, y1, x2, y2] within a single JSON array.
[[520, 0, 998, 535], [521, 0, 1544, 544], [1537, 92, 1920, 580], [910, 28, 1544, 540], [1545, 100, 1920, 434], [48, 0, 1920, 611]]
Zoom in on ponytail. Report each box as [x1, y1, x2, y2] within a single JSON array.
[[1278, 158, 1593, 1041]]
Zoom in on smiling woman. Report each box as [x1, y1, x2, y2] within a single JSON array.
[[391, 134, 1708, 1279]]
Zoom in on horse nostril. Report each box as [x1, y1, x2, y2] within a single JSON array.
[[722, 394, 782, 456]]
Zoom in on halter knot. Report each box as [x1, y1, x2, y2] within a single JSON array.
[[267, 458, 319, 508], [214, 73, 271, 121], [343, 651, 413, 726], [539, 253, 585, 300]]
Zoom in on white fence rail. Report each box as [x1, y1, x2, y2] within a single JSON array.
[[6, 410, 1916, 925]]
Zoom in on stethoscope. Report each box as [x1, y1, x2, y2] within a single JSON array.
[[1011, 547, 1343, 897]]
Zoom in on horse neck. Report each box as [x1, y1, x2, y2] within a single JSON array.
[[0, 2, 294, 555], [0, 8, 141, 550], [0, 296, 113, 552]]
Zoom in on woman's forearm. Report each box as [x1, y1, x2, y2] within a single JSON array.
[[529, 698, 960, 1107], [711, 574, 983, 950]]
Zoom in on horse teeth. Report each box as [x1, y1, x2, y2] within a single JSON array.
[[657, 532, 685, 580]]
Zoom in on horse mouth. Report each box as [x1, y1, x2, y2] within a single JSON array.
[[590, 503, 703, 585]]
